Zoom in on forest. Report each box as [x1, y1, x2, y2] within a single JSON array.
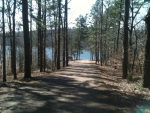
[[0, 0, 150, 113]]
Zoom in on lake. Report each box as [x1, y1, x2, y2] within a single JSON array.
[[46, 48, 91, 60], [2, 47, 91, 61]]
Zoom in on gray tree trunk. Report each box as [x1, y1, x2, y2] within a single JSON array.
[[143, 8, 150, 88], [22, 0, 31, 78], [122, 0, 130, 79], [13, 0, 17, 79], [57, 0, 61, 69], [65, 0, 69, 66], [2, 0, 6, 82]]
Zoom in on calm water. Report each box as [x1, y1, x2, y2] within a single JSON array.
[[77, 50, 91, 59], [46, 48, 91, 60], [3, 47, 91, 60]]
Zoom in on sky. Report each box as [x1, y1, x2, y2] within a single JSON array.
[[1, 0, 148, 30], [0, 0, 96, 31], [68, 0, 96, 28], [67, 0, 149, 28]]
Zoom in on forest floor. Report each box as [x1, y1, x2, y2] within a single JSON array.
[[0, 60, 150, 113]]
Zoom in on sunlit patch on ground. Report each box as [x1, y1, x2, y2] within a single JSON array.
[[0, 60, 150, 113]]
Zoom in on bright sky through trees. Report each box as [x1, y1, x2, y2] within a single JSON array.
[[67, 0, 148, 28], [0, 0, 148, 30], [68, 0, 96, 27]]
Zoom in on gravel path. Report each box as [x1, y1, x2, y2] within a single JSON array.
[[0, 60, 138, 113]]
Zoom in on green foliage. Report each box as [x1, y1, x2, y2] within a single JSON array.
[[144, 0, 150, 2], [74, 15, 88, 43]]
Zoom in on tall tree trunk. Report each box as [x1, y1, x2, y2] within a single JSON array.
[[40, 2, 44, 72], [131, 29, 138, 76], [100, 0, 103, 66], [38, 0, 43, 72], [22, 0, 31, 78], [122, 0, 130, 79], [43, 0, 47, 72], [38, 0, 40, 68], [143, 8, 150, 88], [128, 0, 134, 74], [7, 0, 13, 73], [2, 0, 6, 82], [95, 35, 98, 64], [78, 29, 81, 60], [95, 22, 98, 64], [65, 0, 68, 66], [63, 14, 66, 67], [53, 0, 57, 67], [30, 0, 33, 65], [51, 26, 53, 62], [54, 14, 57, 66], [13, 0, 17, 79], [116, 0, 123, 53], [57, 0, 61, 69]]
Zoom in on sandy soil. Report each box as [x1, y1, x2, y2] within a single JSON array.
[[0, 60, 150, 113]]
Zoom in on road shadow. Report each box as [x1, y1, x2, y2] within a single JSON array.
[[0, 60, 149, 113]]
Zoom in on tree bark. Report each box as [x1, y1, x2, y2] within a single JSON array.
[[37, 0, 43, 72], [43, 0, 47, 72], [57, 0, 61, 69], [65, 0, 69, 66], [30, 0, 33, 65], [63, 13, 66, 67], [122, 0, 130, 79], [100, 0, 103, 66], [40, 0, 43, 72], [13, 0, 17, 79], [116, 0, 123, 53], [7, 0, 13, 74], [2, 0, 6, 82], [22, 0, 31, 78], [53, 0, 57, 67], [143, 8, 150, 88]]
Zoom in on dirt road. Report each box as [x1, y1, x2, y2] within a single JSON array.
[[0, 60, 147, 113]]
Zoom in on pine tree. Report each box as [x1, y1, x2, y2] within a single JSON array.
[[143, 8, 150, 88], [13, 0, 17, 79], [22, 0, 31, 78], [122, 0, 130, 79], [57, 0, 61, 69], [2, 0, 6, 82]]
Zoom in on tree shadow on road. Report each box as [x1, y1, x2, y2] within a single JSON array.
[[0, 61, 149, 113]]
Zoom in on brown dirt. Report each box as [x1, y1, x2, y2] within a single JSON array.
[[0, 60, 150, 113]]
